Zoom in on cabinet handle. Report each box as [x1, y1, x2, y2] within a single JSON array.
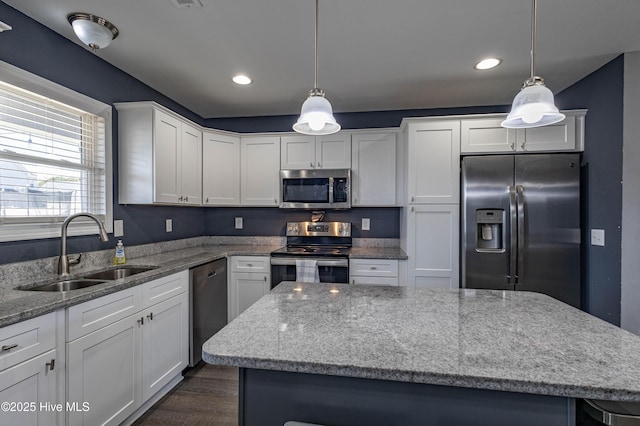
[[521, 142, 526, 150], [178, 196, 183, 202], [510, 143, 515, 150], [310, 162, 313, 168], [317, 162, 321, 168], [2, 344, 18, 351], [185, 196, 189, 202], [247, 263, 253, 267], [147, 312, 154, 321], [137, 317, 144, 326], [264, 276, 267, 282], [274, 198, 278, 205], [46, 359, 55, 371], [205, 197, 209, 204], [352, 279, 355, 284], [371, 266, 377, 270], [411, 206, 415, 212], [411, 196, 415, 202]]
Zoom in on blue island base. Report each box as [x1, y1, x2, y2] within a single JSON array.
[[239, 368, 575, 426]]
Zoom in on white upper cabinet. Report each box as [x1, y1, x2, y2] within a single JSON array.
[[405, 120, 461, 204], [351, 132, 399, 206], [241, 136, 280, 206], [281, 133, 351, 169], [460, 110, 586, 154], [116, 102, 202, 205], [202, 131, 241, 206]]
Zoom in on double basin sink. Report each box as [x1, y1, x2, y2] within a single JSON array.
[[19, 265, 158, 293]]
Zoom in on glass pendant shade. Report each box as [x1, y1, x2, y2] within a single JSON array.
[[293, 90, 341, 135], [68, 13, 119, 51], [502, 78, 565, 128]]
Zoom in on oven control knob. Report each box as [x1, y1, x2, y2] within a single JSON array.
[[287, 223, 299, 235]]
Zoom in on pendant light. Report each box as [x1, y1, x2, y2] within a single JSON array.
[[501, 0, 564, 128], [293, 0, 340, 135]]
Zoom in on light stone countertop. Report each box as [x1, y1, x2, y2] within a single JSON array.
[[203, 281, 640, 402]]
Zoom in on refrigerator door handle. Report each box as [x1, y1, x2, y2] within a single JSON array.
[[516, 185, 525, 285], [508, 185, 517, 284]]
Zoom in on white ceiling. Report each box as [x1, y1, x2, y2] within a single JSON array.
[[4, 0, 640, 118]]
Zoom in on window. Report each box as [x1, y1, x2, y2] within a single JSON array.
[[0, 61, 112, 241]]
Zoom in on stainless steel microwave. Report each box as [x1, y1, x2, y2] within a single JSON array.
[[280, 169, 351, 209]]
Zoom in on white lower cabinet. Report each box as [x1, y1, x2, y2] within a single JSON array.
[[228, 256, 270, 321], [0, 311, 62, 426], [66, 271, 188, 426], [405, 205, 459, 289], [349, 259, 399, 286]]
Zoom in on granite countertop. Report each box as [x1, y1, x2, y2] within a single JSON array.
[[203, 282, 640, 402], [0, 244, 281, 328]]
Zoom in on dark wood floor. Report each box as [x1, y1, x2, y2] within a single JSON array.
[[133, 363, 239, 426]]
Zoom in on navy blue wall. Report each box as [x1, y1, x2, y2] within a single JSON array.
[[556, 56, 624, 325]]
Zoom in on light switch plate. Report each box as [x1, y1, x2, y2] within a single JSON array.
[[591, 229, 605, 246], [166, 219, 173, 233], [362, 218, 370, 231], [113, 220, 124, 237], [235, 217, 243, 229]]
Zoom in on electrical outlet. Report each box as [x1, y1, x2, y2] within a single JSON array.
[[362, 218, 370, 231], [591, 229, 605, 246], [235, 217, 243, 230], [166, 219, 173, 233], [113, 220, 124, 237]]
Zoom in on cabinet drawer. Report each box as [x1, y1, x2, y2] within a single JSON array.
[[351, 276, 399, 286], [349, 259, 398, 277], [142, 271, 188, 308], [231, 256, 270, 273], [67, 286, 143, 341], [0, 312, 57, 371]]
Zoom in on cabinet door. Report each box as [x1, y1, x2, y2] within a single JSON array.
[[67, 315, 141, 426], [460, 118, 517, 153], [153, 109, 181, 204], [230, 272, 269, 320], [407, 121, 460, 204], [516, 115, 576, 152], [202, 132, 240, 205], [315, 133, 351, 169], [406, 205, 459, 289], [351, 133, 397, 206], [180, 122, 202, 205], [141, 292, 188, 401], [281, 135, 315, 169], [241, 136, 280, 206], [0, 349, 59, 426]]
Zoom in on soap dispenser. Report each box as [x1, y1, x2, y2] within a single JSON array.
[[114, 240, 126, 265]]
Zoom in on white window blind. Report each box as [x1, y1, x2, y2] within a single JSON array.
[[0, 81, 106, 223]]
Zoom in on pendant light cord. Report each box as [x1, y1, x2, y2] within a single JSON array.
[[530, 0, 537, 80], [314, 0, 319, 89]]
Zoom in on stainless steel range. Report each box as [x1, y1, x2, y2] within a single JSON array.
[[270, 221, 351, 287]]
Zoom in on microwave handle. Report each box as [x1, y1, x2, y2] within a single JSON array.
[[329, 177, 334, 204]]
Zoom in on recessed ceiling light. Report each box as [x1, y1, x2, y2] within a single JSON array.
[[474, 58, 502, 70], [232, 75, 252, 85]]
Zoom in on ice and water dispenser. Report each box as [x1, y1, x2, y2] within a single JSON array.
[[475, 209, 504, 252]]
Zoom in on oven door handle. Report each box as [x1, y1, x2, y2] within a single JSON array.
[[270, 258, 349, 267]]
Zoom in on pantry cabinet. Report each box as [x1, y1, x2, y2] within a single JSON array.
[[241, 136, 281, 206], [280, 133, 351, 170], [202, 131, 241, 206], [351, 132, 400, 206], [116, 102, 202, 205]]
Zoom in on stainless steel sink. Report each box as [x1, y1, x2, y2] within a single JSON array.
[[81, 265, 158, 280], [24, 279, 108, 292]]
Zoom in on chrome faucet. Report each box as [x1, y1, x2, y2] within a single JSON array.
[[58, 213, 109, 276]]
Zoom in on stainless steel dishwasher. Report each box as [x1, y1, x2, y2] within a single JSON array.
[[189, 258, 227, 366]]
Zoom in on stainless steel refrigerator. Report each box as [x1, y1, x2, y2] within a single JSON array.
[[461, 154, 581, 307]]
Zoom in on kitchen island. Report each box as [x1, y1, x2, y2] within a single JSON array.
[[203, 282, 640, 426]]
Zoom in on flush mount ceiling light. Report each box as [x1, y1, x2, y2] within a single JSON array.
[[232, 75, 252, 85], [474, 58, 502, 70], [293, 0, 340, 136], [502, 0, 564, 128], [67, 13, 119, 52]]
